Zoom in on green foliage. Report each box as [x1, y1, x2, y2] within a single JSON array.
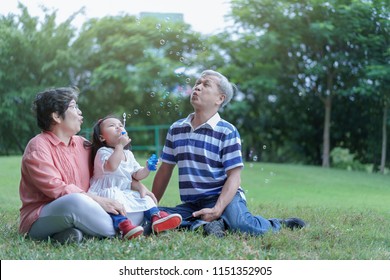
[[1, 156, 390, 259], [0, 4, 79, 154], [72, 15, 205, 127], [0, 1, 389, 171], [0, 5, 206, 154], [225, 0, 389, 167], [330, 147, 372, 172]]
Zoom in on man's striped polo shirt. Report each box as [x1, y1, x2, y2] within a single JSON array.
[[161, 112, 244, 202]]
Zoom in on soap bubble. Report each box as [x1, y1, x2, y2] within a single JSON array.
[[160, 39, 166, 45], [133, 109, 139, 115], [150, 91, 156, 97]]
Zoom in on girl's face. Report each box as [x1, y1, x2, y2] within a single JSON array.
[[99, 118, 127, 147]]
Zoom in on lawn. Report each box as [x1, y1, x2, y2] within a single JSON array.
[[1, 155, 389, 260]]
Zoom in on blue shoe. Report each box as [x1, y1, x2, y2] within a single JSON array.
[[203, 219, 225, 238], [279, 218, 306, 230]]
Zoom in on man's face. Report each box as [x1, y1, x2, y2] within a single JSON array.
[[191, 75, 225, 110]]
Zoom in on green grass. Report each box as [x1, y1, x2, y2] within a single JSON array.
[[1, 156, 389, 260]]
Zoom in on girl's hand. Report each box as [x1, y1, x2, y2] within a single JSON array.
[[118, 131, 131, 147]]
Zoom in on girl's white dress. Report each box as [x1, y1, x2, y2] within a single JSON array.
[[88, 147, 156, 213]]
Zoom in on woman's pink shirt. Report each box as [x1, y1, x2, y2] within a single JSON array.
[[19, 131, 91, 234]]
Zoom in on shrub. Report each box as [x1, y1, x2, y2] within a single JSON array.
[[330, 147, 369, 172]]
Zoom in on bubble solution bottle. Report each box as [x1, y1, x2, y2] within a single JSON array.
[[147, 154, 158, 171]]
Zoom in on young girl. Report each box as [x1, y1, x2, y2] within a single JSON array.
[[87, 116, 182, 239]]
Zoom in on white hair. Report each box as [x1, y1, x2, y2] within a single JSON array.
[[200, 69, 237, 108]]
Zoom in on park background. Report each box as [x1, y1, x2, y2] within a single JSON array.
[[0, 0, 389, 260]]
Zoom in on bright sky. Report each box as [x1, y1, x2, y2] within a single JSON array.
[[0, 0, 232, 34]]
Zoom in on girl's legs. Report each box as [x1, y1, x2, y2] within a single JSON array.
[[144, 207, 160, 220], [29, 193, 116, 240], [109, 213, 144, 239], [109, 214, 128, 230], [144, 207, 182, 233]]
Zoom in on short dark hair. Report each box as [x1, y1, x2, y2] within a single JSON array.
[[33, 87, 79, 131]]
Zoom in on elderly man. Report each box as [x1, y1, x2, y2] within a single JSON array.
[[152, 70, 305, 237]]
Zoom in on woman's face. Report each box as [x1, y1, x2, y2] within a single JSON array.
[[60, 99, 83, 135]]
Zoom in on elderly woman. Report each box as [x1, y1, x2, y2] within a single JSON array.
[[19, 87, 150, 244]]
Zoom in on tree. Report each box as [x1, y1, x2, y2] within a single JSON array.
[[0, 5, 207, 154], [353, 0, 390, 173], [228, 0, 388, 167], [72, 15, 206, 128], [0, 4, 79, 154]]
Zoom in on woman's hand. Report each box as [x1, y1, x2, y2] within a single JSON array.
[[87, 193, 126, 216]]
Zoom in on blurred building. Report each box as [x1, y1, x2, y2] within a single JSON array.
[[139, 12, 184, 23]]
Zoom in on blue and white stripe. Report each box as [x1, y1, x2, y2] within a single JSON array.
[[161, 113, 244, 202]]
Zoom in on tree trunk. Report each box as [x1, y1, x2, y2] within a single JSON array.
[[380, 102, 388, 174], [322, 95, 332, 168]]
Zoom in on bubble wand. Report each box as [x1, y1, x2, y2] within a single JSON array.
[[122, 112, 126, 127], [121, 113, 127, 135]]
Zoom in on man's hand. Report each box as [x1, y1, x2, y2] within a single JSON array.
[[192, 167, 242, 222], [192, 207, 222, 222]]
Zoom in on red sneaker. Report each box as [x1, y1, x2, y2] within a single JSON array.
[[151, 211, 182, 234], [118, 220, 143, 239]]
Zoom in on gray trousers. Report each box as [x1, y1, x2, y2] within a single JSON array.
[[29, 193, 117, 240]]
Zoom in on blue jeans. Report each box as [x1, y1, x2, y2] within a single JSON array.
[[159, 192, 281, 236]]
